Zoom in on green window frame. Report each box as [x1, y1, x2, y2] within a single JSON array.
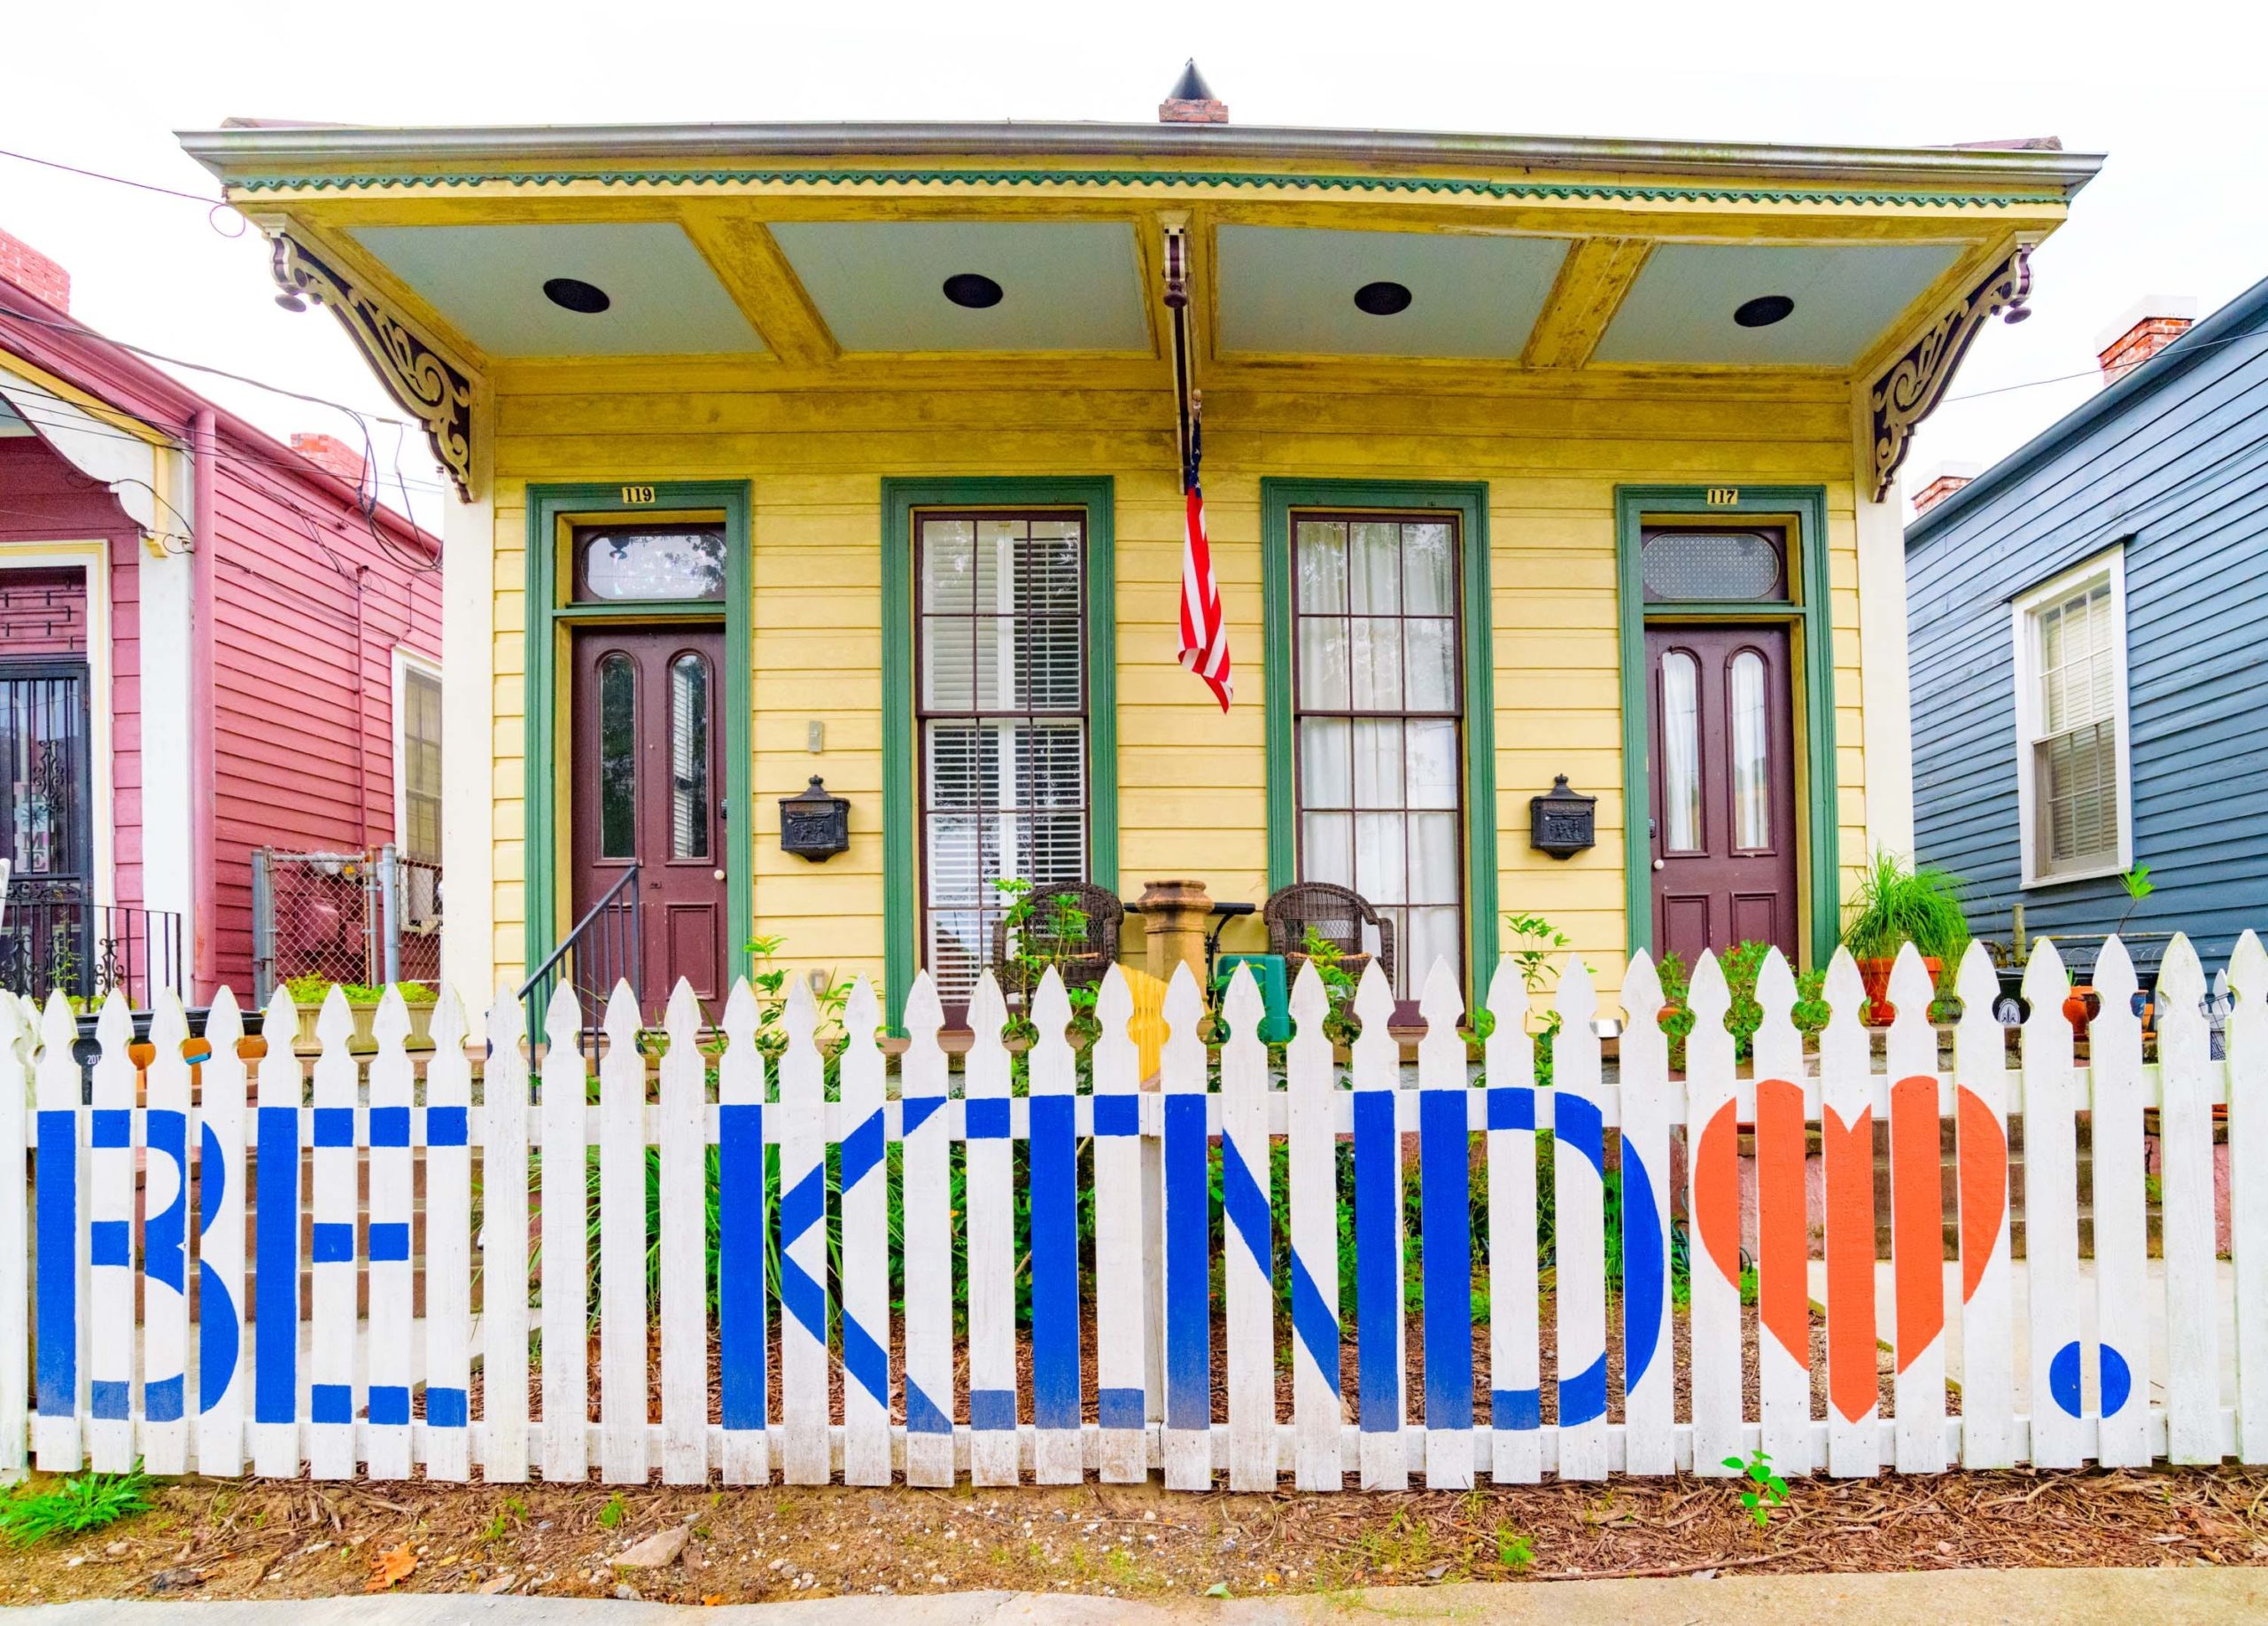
[[522, 480, 753, 987], [882, 477, 1117, 1020], [1261, 478, 1499, 1003], [1614, 484, 1839, 969]]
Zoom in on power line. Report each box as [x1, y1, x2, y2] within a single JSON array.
[[0, 145, 247, 237], [1, 396, 449, 496]]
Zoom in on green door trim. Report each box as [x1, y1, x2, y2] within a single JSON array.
[[1259, 477, 1499, 1003], [522, 480, 754, 994], [1614, 484, 1839, 969], [881, 477, 1118, 1022]]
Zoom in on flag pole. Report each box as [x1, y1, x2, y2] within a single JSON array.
[[1162, 219, 1195, 484]]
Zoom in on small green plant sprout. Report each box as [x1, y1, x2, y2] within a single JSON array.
[[0, 1467, 153, 1545], [1495, 1524, 1535, 1573], [2115, 865, 2155, 934], [597, 1491, 627, 1529], [1501, 911, 1571, 1034], [1723, 1447, 1790, 1529]]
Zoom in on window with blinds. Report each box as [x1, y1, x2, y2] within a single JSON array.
[[1292, 514, 1463, 998], [399, 663, 443, 863], [2019, 559, 2126, 882], [917, 513, 1088, 1008]]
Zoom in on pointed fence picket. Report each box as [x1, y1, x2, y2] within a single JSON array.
[[12, 930, 2268, 1491]]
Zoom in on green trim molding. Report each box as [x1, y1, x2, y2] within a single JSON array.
[[232, 167, 2062, 213], [1613, 485, 1840, 969], [1260, 478, 1499, 1004], [522, 481, 753, 991], [881, 478, 1117, 1022]]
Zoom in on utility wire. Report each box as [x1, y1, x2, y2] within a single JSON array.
[[0, 144, 247, 237]]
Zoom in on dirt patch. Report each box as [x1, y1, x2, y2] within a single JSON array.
[[4, 1465, 2264, 1607]]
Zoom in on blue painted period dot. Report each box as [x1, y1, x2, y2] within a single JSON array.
[[2100, 1343, 2133, 1417], [2048, 1340, 2086, 1418]]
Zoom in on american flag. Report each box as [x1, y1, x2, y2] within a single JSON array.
[[1177, 417, 1232, 711]]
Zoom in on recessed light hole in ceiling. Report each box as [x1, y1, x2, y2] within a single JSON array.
[[542, 276, 611, 315], [1733, 294, 1796, 328], [1354, 280, 1413, 316], [942, 273, 1005, 309]]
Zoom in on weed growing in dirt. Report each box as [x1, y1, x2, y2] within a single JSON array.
[[1495, 1525, 1535, 1573], [1726, 1448, 1790, 1529], [480, 1497, 528, 1544], [0, 1468, 153, 1545], [597, 1493, 627, 1530]]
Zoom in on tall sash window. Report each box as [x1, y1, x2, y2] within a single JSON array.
[[917, 512, 1089, 1009]]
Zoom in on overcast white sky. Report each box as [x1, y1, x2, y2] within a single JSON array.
[[6, 0, 2264, 531]]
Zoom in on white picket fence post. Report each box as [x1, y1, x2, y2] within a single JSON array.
[[838, 978, 893, 1486], [423, 987, 473, 1482], [480, 989, 532, 1483], [1091, 967, 1150, 1483], [1751, 948, 1812, 1477], [1484, 960, 1540, 1485], [0, 992, 31, 1482], [364, 989, 416, 1482], [1952, 942, 2014, 1470], [1285, 962, 1342, 1490], [13, 927, 2268, 1495], [1684, 952, 1740, 1476]]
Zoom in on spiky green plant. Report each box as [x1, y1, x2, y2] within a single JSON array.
[[1840, 849, 1969, 964], [0, 1468, 152, 1545]]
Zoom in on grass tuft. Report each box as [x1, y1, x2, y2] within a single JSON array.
[[0, 1468, 153, 1545]]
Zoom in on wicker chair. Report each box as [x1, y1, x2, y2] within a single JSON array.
[[990, 881, 1125, 993], [1264, 881, 1396, 992]]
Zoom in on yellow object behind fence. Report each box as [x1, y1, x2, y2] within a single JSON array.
[[1121, 965, 1169, 1084]]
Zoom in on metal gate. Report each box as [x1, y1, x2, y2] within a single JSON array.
[[250, 844, 441, 1003]]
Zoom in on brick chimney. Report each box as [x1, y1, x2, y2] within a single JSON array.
[[291, 432, 367, 486], [2096, 296, 2197, 387], [0, 228, 70, 313], [1911, 461, 1982, 517], [1160, 60, 1227, 124]]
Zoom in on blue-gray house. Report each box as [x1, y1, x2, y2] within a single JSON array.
[[1907, 275, 2268, 964]]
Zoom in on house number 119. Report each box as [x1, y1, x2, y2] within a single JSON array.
[[620, 485, 657, 505]]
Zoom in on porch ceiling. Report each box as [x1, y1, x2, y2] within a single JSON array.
[[183, 117, 2100, 499]]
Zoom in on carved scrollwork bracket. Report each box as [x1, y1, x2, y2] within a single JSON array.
[[1868, 246, 2032, 502], [270, 235, 478, 501]]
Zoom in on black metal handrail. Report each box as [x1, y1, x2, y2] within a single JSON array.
[[518, 864, 641, 1058], [0, 888, 185, 1011]]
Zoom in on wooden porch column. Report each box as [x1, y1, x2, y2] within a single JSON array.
[[1138, 878, 1213, 985]]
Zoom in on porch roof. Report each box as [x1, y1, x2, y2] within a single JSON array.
[[179, 116, 2102, 502]]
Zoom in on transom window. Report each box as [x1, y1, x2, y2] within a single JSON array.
[[917, 511, 1088, 1008], [1293, 514, 1463, 997], [1641, 526, 1787, 603], [2016, 551, 2130, 883], [574, 524, 726, 602]]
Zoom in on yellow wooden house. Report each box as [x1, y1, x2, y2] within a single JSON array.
[[180, 83, 2098, 1025]]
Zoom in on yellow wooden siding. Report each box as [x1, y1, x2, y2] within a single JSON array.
[[480, 374, 1874, 1006]]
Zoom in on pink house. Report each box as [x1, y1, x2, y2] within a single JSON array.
[[0, 226, 441, 1007]]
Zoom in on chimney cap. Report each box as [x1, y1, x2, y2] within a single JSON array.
[[2093, 293, 2198, 356], [1167, 59, 1216, 102]]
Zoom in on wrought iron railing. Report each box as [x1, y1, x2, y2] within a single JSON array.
[[518, 864, 641, 1058], [0, 879, 184, 1010]]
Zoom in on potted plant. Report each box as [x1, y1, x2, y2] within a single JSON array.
[[2058, 865, 2155, 1039], [284, 976, 439, 1054], [1840, 851, 1969, 1025]]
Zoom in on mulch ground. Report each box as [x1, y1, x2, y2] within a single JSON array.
[[4, 1463, 2264, 1606]]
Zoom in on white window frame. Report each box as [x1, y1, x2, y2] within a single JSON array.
[[2012, 545, 2133, 888], [390, 647, 443, 863]]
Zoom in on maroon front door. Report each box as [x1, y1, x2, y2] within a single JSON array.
[[1646, 624, 1799, 967], [571, 626, 727, 1007]]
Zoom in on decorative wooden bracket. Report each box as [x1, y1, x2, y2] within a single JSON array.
[[270, 235, 478, 502], [1868, 246, 2031, 501]]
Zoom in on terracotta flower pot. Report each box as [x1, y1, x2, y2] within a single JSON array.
[[2063, 984, 2100, 1038], [1855, 954, 1941, 1026]]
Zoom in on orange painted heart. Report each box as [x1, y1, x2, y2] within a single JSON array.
[[1821, 1101, 1877, 1425], [1890, 1075, 1946, 1374], [1754, 1078, 1809, 1370], [1694, 1096, 1743, 1294], [1957, 1085, 2008, 1303]]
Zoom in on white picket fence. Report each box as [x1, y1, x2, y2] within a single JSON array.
[[4, 931, 2266, 1488]]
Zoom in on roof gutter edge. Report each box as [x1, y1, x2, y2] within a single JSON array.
[[175, 121, 2107, 197]]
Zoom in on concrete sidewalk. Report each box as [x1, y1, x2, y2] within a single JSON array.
[[4, 1569, 2264, 1624]]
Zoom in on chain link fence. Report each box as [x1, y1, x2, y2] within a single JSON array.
[[251, 845, 440, 1005]]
